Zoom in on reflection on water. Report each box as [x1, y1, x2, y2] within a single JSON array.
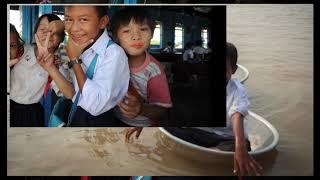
[[7, 4, 313, 176], [7, 127, 278, 176]]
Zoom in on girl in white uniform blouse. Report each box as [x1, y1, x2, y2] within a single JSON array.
[[10, 14, 65, 127]]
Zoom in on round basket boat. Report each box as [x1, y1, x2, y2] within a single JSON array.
[[158, 64, 279, 161], [232, 64, 249, 83], [158, 111, 279, 159]]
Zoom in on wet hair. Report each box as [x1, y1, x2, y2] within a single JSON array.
[[10, 23, 24, 48], [33, 14, 65, 42], [110, 7, 156, 42], [227, 42, 238, 73]]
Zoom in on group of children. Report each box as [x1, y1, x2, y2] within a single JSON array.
[[10, 6, 172, 128], [182, 40, 211, 62], [9, 5, 261, 176]]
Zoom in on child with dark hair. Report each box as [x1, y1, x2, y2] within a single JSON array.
[[193, 40, 206, 54], [37, 6, 130, 126], [165, 42, 263, 177], [10, 14, 65, 127], [182, 41, 194, 62], [161, 41, 176, 53], [9, 24, 24, 68], [110, 7, 172, 138]]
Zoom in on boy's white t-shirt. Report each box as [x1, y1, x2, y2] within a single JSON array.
[[195, 79, 250, 138], [193, 46, 206, 54], [183, 49, 194, 61]]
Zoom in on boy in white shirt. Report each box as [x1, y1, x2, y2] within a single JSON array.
[[166, 42, 263, 177], [37, 6, 130, 126], [182, 42, 194, 62]]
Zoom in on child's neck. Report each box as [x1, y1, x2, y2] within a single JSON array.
[[128, 52, 146, 68]]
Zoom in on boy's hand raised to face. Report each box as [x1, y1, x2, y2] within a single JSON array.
[[66, 37, 94, 60]]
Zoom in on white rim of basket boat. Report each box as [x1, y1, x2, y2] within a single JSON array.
[[236, 64, 250, 83], [158, 111, 279, 156]]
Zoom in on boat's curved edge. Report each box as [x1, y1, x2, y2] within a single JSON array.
[[158, 111, 279, 156], [237, 64, 250, 83], [247, 111, 280, 155]]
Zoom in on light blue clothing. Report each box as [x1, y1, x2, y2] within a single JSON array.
[[72, 29, 130, 116], [195, 79, 250, 138]]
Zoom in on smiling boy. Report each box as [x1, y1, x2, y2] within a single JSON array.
[[110, 7, 172, 135], [37, 6, 130, 126]]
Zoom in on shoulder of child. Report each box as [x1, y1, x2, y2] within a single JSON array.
[[103, 42, 127, 61], [104, 41, 124, 55], [229, 79, 247, 95], [148, 53, 166, 73]]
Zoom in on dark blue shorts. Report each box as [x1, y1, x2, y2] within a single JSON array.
[[165, 127, 251, 151]]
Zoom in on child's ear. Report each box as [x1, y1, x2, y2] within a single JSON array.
[[99, 15, 109, 30]]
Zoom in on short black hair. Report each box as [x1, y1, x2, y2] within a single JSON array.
[[64, 6, 108, 18], [185, 42, 193, 50], [110, 7, 156, 42], [195, 40, 203, 46], [94, 6, 108, 18], [10, 23, 24, 47], [227, 42, 238, 73], [33, 14, 65, 42]]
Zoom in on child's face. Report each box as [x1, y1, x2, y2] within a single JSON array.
[[226, 58, 233, 83], [64, 6, 108, 45], [10, 32, 18, 59], [36, 17, 61, 52], [116, 19, 152, 57]]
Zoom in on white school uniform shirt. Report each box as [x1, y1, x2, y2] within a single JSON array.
[[71, 30, 130, 116], [195, 79, 250, 138], [10, 44, 48, 104], [193, 46, 206, 54]]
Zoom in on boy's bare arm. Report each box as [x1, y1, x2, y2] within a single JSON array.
[[140, 103, 167, 121], [47, 64, 75, 99], [35, 32, 75, 99], [232, 112, 246, 149], [231, 112, 263, 177], [118, 93, 168, 122]]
